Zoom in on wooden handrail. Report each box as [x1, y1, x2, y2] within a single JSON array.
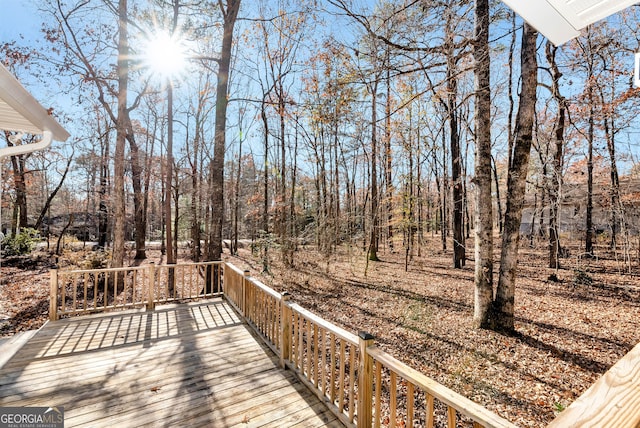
[[246, 276, 283, 301], [289, 303, 359, 345], [547, 341, 640, 427], [51, 260, 640, 427], [367, 346, 517, 428], [49, 261, 224, 319], [237, 269, 518, 428], [53, 265, 148, 275], [283, 298, 360, 426]]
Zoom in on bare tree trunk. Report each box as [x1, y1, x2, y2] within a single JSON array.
[[333, 111, 341, 247], [441, 129, 449, 251], [585, 88, 594, 256], [600, 76, 621, 250], [385, 66, 394, 253], [289, 118, 299, 255], [546, 42, 566, 270], [232, 122, 242, 256], [9, 153, 27, 230], [206, 0, 240, 278], [494, 23, 538, 333], [261, 100, 270, 271], [165, 83, 175, 267], [445, 26, 465, 268], [112, 0, 129, 269], [529, 186, 538, 247], [368, 81, 379, 261], [585, 38, 595, 256], [507, 11, 516, 172], [491, 155, 503, 233], [473, 0, 493, 329], [143, 112, 156, 252], [433, 149, 445, 250], [202, 0, 240, 294], [127, 134, 146, 260], [191, 114, 202, 261], [98, 124, 110, 249]]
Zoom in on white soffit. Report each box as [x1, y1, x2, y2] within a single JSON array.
[[502, 0, 639, 46], [0, 63, 69, 141]]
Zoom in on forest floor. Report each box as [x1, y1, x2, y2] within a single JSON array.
[[1, 236, 639, 427]]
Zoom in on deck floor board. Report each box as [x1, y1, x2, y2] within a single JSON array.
[[0, 298, 343, 428]]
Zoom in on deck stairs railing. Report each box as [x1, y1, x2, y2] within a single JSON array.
[[49, 261, 640, 427]]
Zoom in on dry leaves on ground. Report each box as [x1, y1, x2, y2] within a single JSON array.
[[1, 240, 639, 427], [226, 240, 640, 427]]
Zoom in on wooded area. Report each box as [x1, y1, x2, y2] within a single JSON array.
[[2, 1, 640, 332]]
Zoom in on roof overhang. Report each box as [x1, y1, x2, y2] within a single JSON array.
[[0, 63, 69, 159], [502, 0, 639, 46]]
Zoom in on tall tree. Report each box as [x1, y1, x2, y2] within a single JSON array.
[[48, 0, 147, 266], [574, 28, 598, 257], [493, 23, 538, 333], [444, 9, 465, 269], [112, 0, 129, 269], [472, 0, 493, 328], [366, 69, 381, 262], [545, 42, 566, 270], [206, 0, 241, 263]]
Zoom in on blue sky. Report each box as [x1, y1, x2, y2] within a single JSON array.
[[1, 1, 41, 43]]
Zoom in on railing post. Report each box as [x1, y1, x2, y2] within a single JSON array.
[[147, 262, 155, 311], [243, 270, 250, 317], [220, 263, 226, 297], [49, 268, 59, 321], [357, 331, 375, 428], [280, 292, 292, 369]]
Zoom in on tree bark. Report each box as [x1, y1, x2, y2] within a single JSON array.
[[260, 97, 270, 271], [385, 65, 394, 253], [206, 0, 240, 264], [112, 0, 129, 269], [165, 82, 175, 267], [97, 123, 110, 249], [545, 42, 566, 270], [9, 153, 27, 231], [494, 23, 538, 333], [127, 133, 146, 260], [473, 0, 493, 329], [492, 155, 503, 232], [585, 36, 595, 256], [448, 66, 465, 268], [232, 122, 242, 256], [367, 80, 380, 261]]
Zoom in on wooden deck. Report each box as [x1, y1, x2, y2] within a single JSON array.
[[0, 299, 344, 428]]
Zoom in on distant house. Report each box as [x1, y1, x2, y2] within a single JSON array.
[[520, 177, 640, 237]]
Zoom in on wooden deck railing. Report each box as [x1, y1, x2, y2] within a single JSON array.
[[48, 261, 639, 427], [223, 266, 515, 428], [49, 261, 223, 320], [546, 341, 640, 427]]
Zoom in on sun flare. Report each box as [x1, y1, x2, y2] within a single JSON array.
[[143, 31, 187, 82]]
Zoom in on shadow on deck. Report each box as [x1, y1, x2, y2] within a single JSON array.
[[0, 299, 344, 427]]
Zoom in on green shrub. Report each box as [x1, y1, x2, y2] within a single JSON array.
[[2, 228, 40, 256]]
